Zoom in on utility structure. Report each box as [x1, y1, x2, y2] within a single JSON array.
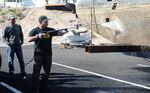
[[45, 0, 76, 14], [1, 0, 46, 7], [2, 0, 24, 7], [89, 0, 119, 44], [90, 0, 99, 45]]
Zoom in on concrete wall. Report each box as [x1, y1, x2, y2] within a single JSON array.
[[76, 3, 150, 45]]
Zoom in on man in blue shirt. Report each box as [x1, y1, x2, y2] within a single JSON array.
[[3, 15, 26, 78]]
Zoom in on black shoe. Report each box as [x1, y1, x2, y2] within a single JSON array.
[[40, 86, 49, 93], [31, 89, 40, 93], [40, 79, 49, 93], [31, 87, 40, 93]]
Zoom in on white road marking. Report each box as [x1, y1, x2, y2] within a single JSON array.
[[137, 64, 150, 67], [0, 43, 33, 47], [0, 82, 22, 93], [53, 62, 150, 90]]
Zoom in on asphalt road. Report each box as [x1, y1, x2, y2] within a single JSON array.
[[0, 45, 150, 93]]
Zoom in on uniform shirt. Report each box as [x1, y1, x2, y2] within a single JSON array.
[[29, 27, 58, 56], [3, 24, 24, 45]]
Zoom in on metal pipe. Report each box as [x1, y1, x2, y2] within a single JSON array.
[[42, 27, 77, 33], [85, 45, 150, 53], [90, 0, 93, 45]]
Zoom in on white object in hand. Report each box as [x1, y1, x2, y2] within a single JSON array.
[[37, 33, 45, 39]]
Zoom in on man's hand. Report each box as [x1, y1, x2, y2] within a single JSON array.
[[63, 29, 68, 33], [36, 33, 46, 39]]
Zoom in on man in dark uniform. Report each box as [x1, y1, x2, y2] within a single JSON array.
[[3, 15, 26, 78], [28, 15, 67, 93]]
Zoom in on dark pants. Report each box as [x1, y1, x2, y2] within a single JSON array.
[[31, 55, 52, 93], [7, 45, 25, 73]]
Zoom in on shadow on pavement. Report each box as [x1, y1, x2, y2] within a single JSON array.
[[132, 67, 150, 73], [123, 52, 150, 59], [1, 71, 150, 93]]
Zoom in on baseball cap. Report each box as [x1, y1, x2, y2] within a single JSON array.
[[38, 15, 49, 23], [8, 15, 15, 20]]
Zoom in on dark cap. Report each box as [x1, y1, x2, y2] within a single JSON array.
[[38, 15, 49, 23]]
